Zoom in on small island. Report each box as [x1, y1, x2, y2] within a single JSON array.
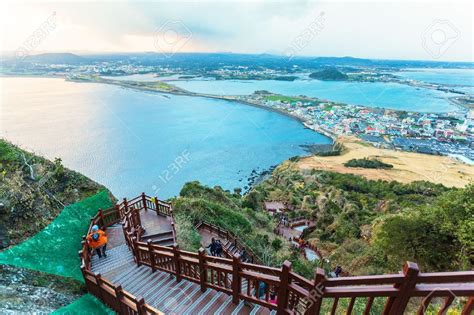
[[309, 67, 348, 81]]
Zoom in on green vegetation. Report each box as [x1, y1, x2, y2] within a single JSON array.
[[264, 95, 304, 103], [344, 158, 393, 169], [0, 190, 114, 281], [374, 185, 473, 271], [309, 67, 348, 81], [0, 139, 110, 247], [240, 161, 472, 275], [171, 162, 473, 277], [52, 294, 114, 315], [313, 141, 344, 157], [262, 93, 318, 106], [171, 181, 321, 277]]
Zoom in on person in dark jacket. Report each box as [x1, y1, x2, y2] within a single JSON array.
[[214, 239, 223, 257], [206, 237, 217, 256]]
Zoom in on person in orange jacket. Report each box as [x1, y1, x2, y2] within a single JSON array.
[[87, 225, 108, 258]]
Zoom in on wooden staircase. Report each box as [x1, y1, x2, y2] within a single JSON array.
[[92, 247, 274, 315], [222, 240, 252, 262], [80, 194, 474, 315], [141, 230, 175, 247]]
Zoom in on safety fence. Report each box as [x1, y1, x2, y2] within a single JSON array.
[[80, 194, 474, 315]]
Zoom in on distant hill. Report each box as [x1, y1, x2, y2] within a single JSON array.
[[309, 67, 348, 81], [23, 53, 87, 64]]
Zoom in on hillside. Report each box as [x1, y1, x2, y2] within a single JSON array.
[[249, 161, 473, 274], [0, 139, 112, 248], [309, 67, 348, 81], [170, 161, 473, 277], [23, 53, 86, 64]]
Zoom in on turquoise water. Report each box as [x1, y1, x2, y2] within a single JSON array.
[[0, 77, 331, 199], [394, 68, 474, 95], [394, 68, 474, 87], [170, 78, 458, 112]]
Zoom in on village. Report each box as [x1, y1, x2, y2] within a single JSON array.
[[239, 92, 474, 162]]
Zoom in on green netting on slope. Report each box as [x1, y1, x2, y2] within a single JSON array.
[[0, 190, 113, 281], [52, 294, 114, 315]]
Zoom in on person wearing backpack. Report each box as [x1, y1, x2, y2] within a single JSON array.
[[87, 225, 108, 258]]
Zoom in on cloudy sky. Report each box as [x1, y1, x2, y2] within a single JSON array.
[[1, 0, 472, 61]]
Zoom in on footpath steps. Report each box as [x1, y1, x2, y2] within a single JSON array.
[[90, 244, 134, 276], [223, 240, 252, 262], [141, 230, 175, 247], [89, 238, 274, 313], [103, 261, 273, 314]]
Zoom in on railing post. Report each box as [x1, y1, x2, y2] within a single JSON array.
[[462, 297, 473, 315], [95, 273, 105, 301], [308, 268, 325, 314], [136, 296, 145, 315], [98, 208, 104, 227], [114, 285, 127, 314], [123, 198, 129, 212], [384, 262, 419, 315], [141, 192, 147, 211], [147, 240, 156, 273], [115, 204, 122, 221], [135, 207, 142, 230], [154, 196, 160, 216], [277, 260, 292, 315], [173, 244, 182, 282], [232, 253, 241, 304], [198, 248, 207, 293], [133, 237, 141, 267]]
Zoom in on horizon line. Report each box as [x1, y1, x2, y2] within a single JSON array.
[[2, 50, 474, 64]]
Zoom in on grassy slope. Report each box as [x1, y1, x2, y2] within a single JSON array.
[[172, 159, 472, 277], [0, 139, 113, 247]]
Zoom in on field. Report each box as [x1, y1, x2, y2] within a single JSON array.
[[298, 136, 474, 188]]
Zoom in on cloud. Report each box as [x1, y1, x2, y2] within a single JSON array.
[[1, 0, 472, 61]]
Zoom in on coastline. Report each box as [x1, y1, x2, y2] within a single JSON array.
[[4, 75, 472, 163], [67, 77, 339, 141]]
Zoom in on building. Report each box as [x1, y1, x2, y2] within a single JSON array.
[[263, 201, 286, 215]]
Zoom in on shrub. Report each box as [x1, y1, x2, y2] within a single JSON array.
[[344, 158, 393, 169]]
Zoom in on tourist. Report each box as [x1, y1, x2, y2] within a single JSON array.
[[334, 266, 342, 277], [206, 237, 217, 256], [258, 281, 267, 299], [87, 225, 108, 258], [215, 239, 223, 257], [269, 292, 277, 304], [240, 249, 248, 262]]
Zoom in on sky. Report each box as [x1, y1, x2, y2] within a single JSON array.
[[0, 0, 472, 62]]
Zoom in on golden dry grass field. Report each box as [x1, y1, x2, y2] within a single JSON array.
[[298, 136, 474, 188]]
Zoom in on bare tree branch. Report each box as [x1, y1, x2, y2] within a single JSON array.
[[20, 152, 35, 180]]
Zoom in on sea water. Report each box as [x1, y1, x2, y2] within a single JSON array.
[[0, 77, 331, 198]]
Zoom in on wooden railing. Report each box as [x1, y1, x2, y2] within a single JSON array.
[[120, 193, 177, 250], [80, 194, 474, 315], [195, 221, 261, 264], [78, 196, 164, 314]]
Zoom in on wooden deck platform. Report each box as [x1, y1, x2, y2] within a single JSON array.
[[93, 211, 274, 314]]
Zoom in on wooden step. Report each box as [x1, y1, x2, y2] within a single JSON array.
[[141, 230, 173, 240], [152, 237, 175, 247]]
